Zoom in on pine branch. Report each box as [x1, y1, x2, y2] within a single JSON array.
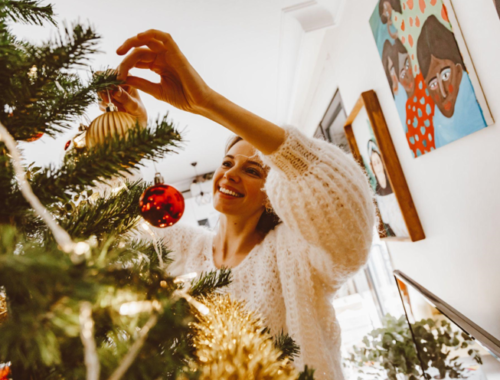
[[189, 268, 232, 298], [0, 0, 55, 25], [6, 71, 120, 139], [29, 116, 182, 204], [115, 238, 173, 273], [273, 330, 300, 361], [298, 366, 316, 380], [1, 24, 110, 139], [59, 180, 148, 240]]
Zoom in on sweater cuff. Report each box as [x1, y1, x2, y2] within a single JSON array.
[[259, 126, 320, 179]]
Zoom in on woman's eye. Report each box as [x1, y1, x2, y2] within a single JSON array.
[[429, 79, 438, 90], [441, 68, 451, 81], [246, 168, 261, 176], [222, 161, 232, 168]]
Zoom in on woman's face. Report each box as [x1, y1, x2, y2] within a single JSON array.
[[424, 55, 463, 118], [388, 57, 399, 95], [371, 152, 387, 189], [398, 52, 415, 95], [212, 140, 267, 217], [383, 2, 393, 22]]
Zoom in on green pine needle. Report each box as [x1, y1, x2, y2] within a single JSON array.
[[59, 180, 148, 240], [30, 115, 182, 204], [0, 0, 55, 25], [273, 330, 300, 361], [298, 365, 316, 380], [189, 268, 232, 298]]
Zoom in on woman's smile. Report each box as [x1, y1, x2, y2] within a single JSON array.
[[218, 185, 244, 198]]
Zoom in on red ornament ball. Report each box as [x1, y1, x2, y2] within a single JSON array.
[[139, 182, 185, 228]]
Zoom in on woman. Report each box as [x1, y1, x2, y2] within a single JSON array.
[[108, 30, 375, 379], [367, 140, 408, 238], [393, 38, 436, 157], [417, 15, 487, 148]]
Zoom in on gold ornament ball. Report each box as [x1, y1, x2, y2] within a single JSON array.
[[85, 110, 138, 148]]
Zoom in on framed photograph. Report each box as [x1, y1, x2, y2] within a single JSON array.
[[319, 89, 349, 152], [344, 90, 425, 242], [369, 0, 494, 158], [313, 125, 327, 141], [494, 0, 500, 20]]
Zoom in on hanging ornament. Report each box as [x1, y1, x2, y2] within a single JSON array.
[[139, 173, 185, 228], [24, 132, 44, 142], [0, 363, 11, 380], [85, 89, 138, 148], [65, 124, 88, 152]]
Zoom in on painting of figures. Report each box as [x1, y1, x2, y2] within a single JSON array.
[[370, 0, 492, 158]]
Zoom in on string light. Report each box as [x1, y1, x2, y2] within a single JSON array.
[[119, 300, 161, 316], [79, 302, 99, 380]]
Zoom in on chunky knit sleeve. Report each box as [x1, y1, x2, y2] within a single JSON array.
[[260, 127, 376, 282]]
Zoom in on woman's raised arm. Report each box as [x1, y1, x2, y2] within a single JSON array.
[[116, 29, 285, 155]]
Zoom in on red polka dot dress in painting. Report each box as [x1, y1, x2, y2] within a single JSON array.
[[391, 0, 452, 75], [405, 73, 436, 157]]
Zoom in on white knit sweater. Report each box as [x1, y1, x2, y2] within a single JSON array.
[[151, 127, 375, 379]]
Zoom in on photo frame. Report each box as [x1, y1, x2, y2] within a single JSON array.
[[313, 125, 327, 141], [344, 90, 425, 242], [319, 89, 349, 152]]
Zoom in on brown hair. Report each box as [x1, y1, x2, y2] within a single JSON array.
[[225, 135, 282, 235]]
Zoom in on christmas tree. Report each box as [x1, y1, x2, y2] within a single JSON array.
[[0, 1, 316, 379]]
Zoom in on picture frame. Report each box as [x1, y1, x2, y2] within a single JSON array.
[[313, 125, 327, 141], [344, 90, 425, 242], [319, 89, 350, 152]]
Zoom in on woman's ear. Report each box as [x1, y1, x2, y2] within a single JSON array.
[[455, 63, 463, 84]]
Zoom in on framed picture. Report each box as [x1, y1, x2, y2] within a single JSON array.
[[319, 89, 349, 152], [344, 90, 425, 242], [369, 0, 494, 159], [494, 0, 500, 19], [313, 125, 327, 141]]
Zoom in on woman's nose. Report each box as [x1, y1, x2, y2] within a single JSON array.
[[438, 78, 448, 99], [224, 167, 240, 182]]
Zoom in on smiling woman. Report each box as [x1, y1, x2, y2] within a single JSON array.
[[115, 29, 376, 379]]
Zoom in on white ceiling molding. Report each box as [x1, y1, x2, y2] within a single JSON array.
[[276, 0, 345, 129], [283, 1, 335, 32]]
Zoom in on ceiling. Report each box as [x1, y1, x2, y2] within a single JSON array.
[[13, 0, 343, 190]]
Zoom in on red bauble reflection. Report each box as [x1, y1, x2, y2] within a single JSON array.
[[139, 182, 185, 228], [25, 132, 43, 142]]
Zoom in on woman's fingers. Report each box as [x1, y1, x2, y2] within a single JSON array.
[[125, 76, 162, 99], [117, 30, 180, 55], [116, 47, 156, 80]]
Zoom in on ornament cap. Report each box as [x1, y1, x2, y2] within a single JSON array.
[[154, 172, 164, 184], [105, 103, 118, 112]]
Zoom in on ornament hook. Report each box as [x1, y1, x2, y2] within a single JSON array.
[[105, 88, 118, 112]]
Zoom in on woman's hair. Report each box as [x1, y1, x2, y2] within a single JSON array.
[[382, 40, 395, 96], [417, 15, 464, 79], [367, 139, 393, 196], [224, 135, 282, 235], [393, 38, 408, 73], [378, 0, 402, 24]]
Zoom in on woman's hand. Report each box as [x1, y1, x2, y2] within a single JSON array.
[[98, 83, 148, 127], [116, 30, 215, 115]]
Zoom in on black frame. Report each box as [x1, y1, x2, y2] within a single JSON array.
[[319, 89, 347, 143], [394, 270, 500, 359]]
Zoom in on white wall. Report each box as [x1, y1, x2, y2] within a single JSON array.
[[292, 0, 500, 339]]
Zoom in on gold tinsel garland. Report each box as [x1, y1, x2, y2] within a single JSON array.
[[0, 289, 6, 324], [190, 294, 299, 380]]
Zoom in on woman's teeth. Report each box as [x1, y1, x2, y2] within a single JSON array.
[[219, 187, 242, 197]]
